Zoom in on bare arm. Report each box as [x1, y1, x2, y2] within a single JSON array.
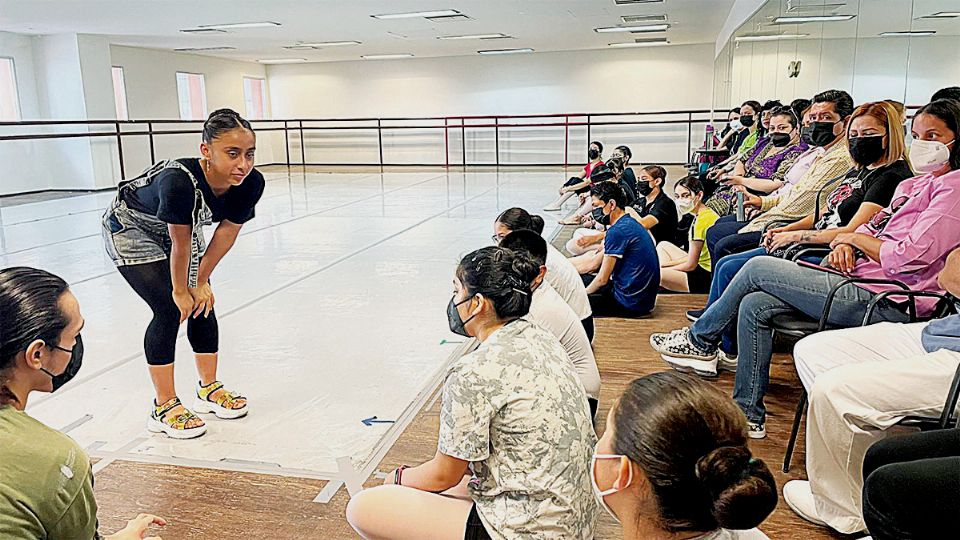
[[585, 255, 618, 293], [389, 451, 470, 492], [663, 240, 703, 273]]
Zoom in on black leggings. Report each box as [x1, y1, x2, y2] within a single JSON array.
[[118, 260, 218, 366], [862, 429, 960, 540]]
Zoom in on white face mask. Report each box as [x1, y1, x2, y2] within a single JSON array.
[[911, 139, 955, 173], [676, 197, 695, 214], [591, 453, 633, 524], [728, 119, 743, 131]]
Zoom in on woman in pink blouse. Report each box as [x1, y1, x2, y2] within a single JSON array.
[[650, 98, 960, 436]]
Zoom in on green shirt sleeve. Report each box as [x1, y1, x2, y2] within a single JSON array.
[[48, 464, 99, 540]]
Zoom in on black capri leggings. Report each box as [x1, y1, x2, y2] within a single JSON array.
[[118, 259, 218, 366]]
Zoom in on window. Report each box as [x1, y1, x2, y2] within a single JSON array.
[[243, 77, 267, 120], [176, 72, 207, 120], [111, 66, 129, 120], [0, 57, 21, 121]]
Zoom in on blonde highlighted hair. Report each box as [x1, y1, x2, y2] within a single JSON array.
[[846, 101, 906, 167]]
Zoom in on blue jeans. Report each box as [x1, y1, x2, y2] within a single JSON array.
[[705, 214, 748, 263], [687, 257, 909, 423], [705, 248, 768, 355]]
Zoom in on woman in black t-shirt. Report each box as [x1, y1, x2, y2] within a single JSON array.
[[101, 108, 265, 439]]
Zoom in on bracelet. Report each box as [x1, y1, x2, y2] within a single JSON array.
[[394, 465, 409, 486]]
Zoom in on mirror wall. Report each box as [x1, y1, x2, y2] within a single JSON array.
[[713, 0, 960, 112]]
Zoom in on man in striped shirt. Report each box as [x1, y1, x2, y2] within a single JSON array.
[[706, 90, 856, 265]]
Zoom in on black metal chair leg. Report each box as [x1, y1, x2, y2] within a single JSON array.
[[783, 390, 808, 473]]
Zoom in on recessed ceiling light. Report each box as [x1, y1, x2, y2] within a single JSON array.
[[257, 58, 307, 64], [880, 30, 936, 37], [609, 38, 669, 47], [175, 46, 237, 52], [297, 41, 361, 47], [735, 33, 809, 42], [921, 11, 960, 18], [371, 9, 461, 20], [438, 33, 510, 40], [478, 48, 534, 55], [595, 23, 670, 33], [197, 21, 281, 30], [773, 15, 856, 24], [361, 53, 415, 59]]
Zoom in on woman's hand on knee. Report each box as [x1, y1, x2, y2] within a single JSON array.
[[189, 282, 215, 318], [172, 290, 193, 323]]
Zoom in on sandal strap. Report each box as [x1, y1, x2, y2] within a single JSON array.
[[198, 380, 224, 397], [198, 381, 245, 408], [165, 409, 201, 430], [154, 397, 183, 418]]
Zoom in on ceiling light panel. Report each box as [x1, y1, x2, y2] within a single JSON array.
[[371, 10, 461, 20], [614, 0, 664, 5], [620, 15, 668, 24], [477, 48, 534, 55], [880, 30, 936, 36], [175, 46, 237, 51], [609, 37, 669, 47], [735, 33, 809, 42], [361, 54, 415, 59], [920, 12, 960, 19], [197, 21, 281, 30], [297, 41, 361, 47], [595, 23, 670, 33], [773, 15, 856, 23], [438, 33, 511, 40], [258, 58, 307, 64]]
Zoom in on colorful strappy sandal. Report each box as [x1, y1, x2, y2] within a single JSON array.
[[193, 380, 248, 420], [147, 397, 207, 439]]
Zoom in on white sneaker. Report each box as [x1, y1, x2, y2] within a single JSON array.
[[747, 421, 766, 439], [661, 354, 719, 378], [783, 480, 827, 526], [543, 202, 563, 211], [649, 328, 688, 351], [717, 351, 738, 373]]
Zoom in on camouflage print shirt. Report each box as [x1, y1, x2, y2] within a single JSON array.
[[438, 319, 598, 539]]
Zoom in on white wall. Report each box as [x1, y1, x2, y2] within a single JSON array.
[[266, 44, 715, 165], [729, 36, 960, 106], [109, 45, 279, 173]]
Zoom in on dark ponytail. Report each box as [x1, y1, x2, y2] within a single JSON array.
[[495, 207, 545, 235], [203, 108, 254, 143], [456, 247, 536, 320], [613, 372, 777, 532], [0, 267, 70, 406]]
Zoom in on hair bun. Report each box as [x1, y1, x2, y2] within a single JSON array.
[[696, 446, 778, 530]]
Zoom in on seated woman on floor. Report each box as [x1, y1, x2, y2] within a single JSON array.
[[689, 100, 913, 321], [560, 159, 637, 226], [0, 267, 166, 540], [492, 207, 594, 340], [656, 176, 720, 293], [545, 140, 604, 211], [346, 246, 598, 540], [650, 98, 960, 439], [595, 371, 777, 540]]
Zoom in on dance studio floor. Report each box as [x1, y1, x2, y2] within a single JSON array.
[[3, 166, 847, 539]]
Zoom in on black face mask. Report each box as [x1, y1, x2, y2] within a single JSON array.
[[447, 295, 477, 337], [591, 206, 612, 226], [800, 125, 814, 145], [637, 182, 654, 196], [809, 121, 840, 147], [41, 334, 84, 392], [588, 149, 600, 161], [770, 132, 792, 148], [739, 115, 755, 128], [848, 135, 885, 166]]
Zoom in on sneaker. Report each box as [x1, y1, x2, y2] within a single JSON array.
[[686, 308, 705, 322], [717, 351, 738, 373], [649, 328, 688, 351], [652, 329, 716, 361], [661, 354, 719, 378], [747, 421, 767, 439], [783, 480, 827, 526]]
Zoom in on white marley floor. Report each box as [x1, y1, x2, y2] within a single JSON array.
[[1, 166, 565, 489]]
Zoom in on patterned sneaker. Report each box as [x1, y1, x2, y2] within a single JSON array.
[[718, 351, 738, 373], [193, 380, 248, 420], [654, 329, 717, 361], [147, 397, 207, 439], [748, 422, 766, 439], [649, 328, 689, 351], [686, 308, 705, 322]]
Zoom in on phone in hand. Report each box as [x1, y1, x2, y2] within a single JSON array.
[[797, 259, 846, 276]]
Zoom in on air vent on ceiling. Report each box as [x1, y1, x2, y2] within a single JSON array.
[[621, 14, 668, 24], [614, 0, 664, 5], [175, 46, 237, 52], [426, 14, 472, 22], [180, 28, 227, 34]]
